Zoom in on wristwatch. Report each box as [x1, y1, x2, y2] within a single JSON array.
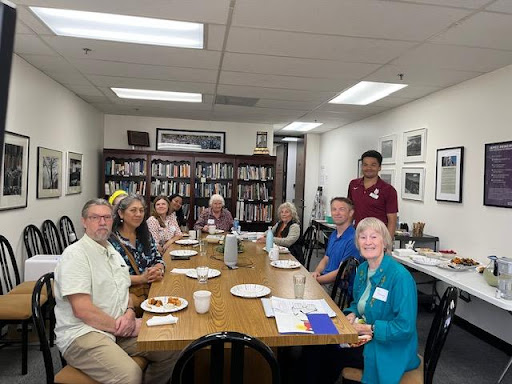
[[126, 306, 136, 314], [371, 324, 375, 334]]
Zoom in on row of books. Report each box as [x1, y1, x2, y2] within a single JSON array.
[[150, 180, 191, 197], [104, 181, 146, 196], [151, 162, 191, 178], [193, 205, 208, 220], [237, 183, 273, 201], [236, 201, 273, 222], [237, 165, 274, 181], [195, 163, 234, 179], [194, 182, 232, 198], [105, 159, 146, 176]]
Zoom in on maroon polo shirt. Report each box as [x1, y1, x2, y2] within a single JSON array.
[[347, 177, 398, 227]]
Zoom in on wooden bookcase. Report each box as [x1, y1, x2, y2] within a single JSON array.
[[102, 149, 276, 230]]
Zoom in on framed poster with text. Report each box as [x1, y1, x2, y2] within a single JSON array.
[[484, 141, 512, 208]]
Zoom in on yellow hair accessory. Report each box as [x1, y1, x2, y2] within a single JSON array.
[[108, 190, 128, 205]]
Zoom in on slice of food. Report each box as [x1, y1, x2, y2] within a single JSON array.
[[167, 297, 182, 306]]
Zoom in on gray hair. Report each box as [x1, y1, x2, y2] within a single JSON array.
[[278, 202, 300, 223], [209, 194, 225, 207], [355, 217, 393, 252], [81, 198, 112, 219]]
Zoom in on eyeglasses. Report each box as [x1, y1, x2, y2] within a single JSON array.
[[87, 215, 114, 222]]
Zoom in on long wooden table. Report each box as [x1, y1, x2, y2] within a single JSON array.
[[137, 238, 358, 351]]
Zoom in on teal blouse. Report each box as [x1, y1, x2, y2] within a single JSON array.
[[344, 254, 421, 384]]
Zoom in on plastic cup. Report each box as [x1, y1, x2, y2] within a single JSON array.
[[196, 266, 209, 284], [199, 240, 206, 256], [189, 230, 197, 240], [208, 225, 217, 235], [293, 274, 306, 299], [193, 290, 211, 314]]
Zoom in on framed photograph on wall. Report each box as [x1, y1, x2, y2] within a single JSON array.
[[403, 128, 427, 163], [401, 167, 425, 201], [378, 134, 397, 164], [66, 151, 82, 195], [357, 159, 363, 178], [156, 128, 225, 153], [380, 168, 396, 187], [127, 130, 150, 147], [0, 132, 29, 210], [435, 146, 464, 203], [37, 147, 62, 199], [484, 141, 512, 208]]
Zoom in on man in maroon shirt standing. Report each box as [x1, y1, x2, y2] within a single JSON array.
[[348, 150, 398, 237]]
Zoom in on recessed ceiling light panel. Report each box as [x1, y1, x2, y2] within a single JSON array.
[[329, 81, 407, 105], [281, 137, 300, 142], [30, 7, 204, 49], [111, 88, 202, 103], [282, 122, 323, 132]]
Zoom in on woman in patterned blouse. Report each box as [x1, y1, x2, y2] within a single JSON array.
[[147, 194, 184, 254], [194, 194, 234, 232]]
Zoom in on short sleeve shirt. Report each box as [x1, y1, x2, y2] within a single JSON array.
[[348, 177, 398, 227], [323, 226, 361, 275], [147, 213, 182, 245], [54, 234, 131, 353]]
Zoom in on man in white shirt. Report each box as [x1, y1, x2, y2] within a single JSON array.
[[54, 198, 177, 384]]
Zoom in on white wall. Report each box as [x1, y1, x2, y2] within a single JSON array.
[[303, 134, 321, 227], [286, 141, 297, 203], [317, 63, 512, 343], [104, 115, 274, 155], [2, 55, 104, 269]]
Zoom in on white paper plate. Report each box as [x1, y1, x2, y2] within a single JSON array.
[[263, 246, 290, 254], [270, 260, 301, 269], [437, 262, 477, 272], [170, 250, 198, 257], [412, 256, 441, 266], [230, 284, 271, 298], [175, 239, 199, 245], [141, 296, 188, 313], [185, 268, 221, 279]]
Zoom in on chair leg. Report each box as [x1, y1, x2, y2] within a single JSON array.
[[22, 321, 28, 375]]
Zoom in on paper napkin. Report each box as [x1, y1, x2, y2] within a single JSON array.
[[146, 314, 179, 327], [171, 268, 194, 274]]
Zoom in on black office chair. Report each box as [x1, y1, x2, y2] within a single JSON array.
[[341, 286, 458, 384], [330, 257, 360, 309], [42, 220, 64, 255], [171, 331, 281, 384], [23, 224, 48, 258], [59, 215, 78, 248], [301, 225, 317, 270]]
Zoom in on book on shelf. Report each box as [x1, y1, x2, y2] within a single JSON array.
[[196, 162, 234, 179], [237, 165, 274, 180], [105, 159, 146, 176], [237, 183, 272, 200], [194, 182, 232, 198], [151, 179, 190, 197], [236, 201, 273, 222], [151, 162, 191, 178], [104, 180, 146, 196]]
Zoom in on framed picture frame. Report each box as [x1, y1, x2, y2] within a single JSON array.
[[66, 151, 83, 195], [0, 132, 29, 210], [403, 128, 427, 163], [357, 159, 363, 178], [127, 130, 150, 147], [37, 147, 62, 199], [435, 146, 464, 203], [156, 128, 225, 153], [401, 167, 425, 201], [256, 131, 268, 148], [484, 141, 512, 208], [378, 134, 397, 164], [380, 168, 396, 187]]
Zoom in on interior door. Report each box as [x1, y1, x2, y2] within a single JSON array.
[[294, 140, 305, 228], [274, 143, 286, 210]]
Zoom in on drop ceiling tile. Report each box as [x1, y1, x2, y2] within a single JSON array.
[[431, 12, 512, 50], [78, 95, 111, 104], [223, 53, 381, 79], [392, 85, 442, 99], [486, 0, 512, 14], [255, 99, 321, 111], [404, 0, 490, 8], [64, 84, 104, 97], [233, 0, 471, 41], [18, 54, 79, 73], [44, 71, 91, 86], [15, 20, 33, 34], [217, 84, 336, 103], [226, 27, 416, 63], [371, 97, 415, 108], [318, 103, 389, 115], [14, 34, 56, 55], [213, 104, 305, 119]]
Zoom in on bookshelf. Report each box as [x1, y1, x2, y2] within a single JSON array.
[[102, 149, 276, 230]]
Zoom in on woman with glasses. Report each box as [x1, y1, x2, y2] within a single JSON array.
[[146, 194, 185, 254], [109, 194, 165, 315]]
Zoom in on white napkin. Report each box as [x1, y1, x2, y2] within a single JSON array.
[[146, 314, 179, 327], [171, 268, 194, 274]]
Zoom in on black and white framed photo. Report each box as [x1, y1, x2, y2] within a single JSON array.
[[0, 132, 29, 210], [401, 167, 425, 201], [256, 131, 268, 148], [378, 134, 397, 164], [66, 151, 82, 195], [156, 128, 225, 153], [403, 128, 427, 163], [380, 168, 396, 187], [484, 141, 512, 208], [37, 147, 62, 199], [435, 146, 464, 203]]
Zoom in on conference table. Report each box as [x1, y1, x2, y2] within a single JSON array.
[[137, 236, 358, 352]]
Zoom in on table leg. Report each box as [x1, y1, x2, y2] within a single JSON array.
[[497, 311, 512, 383]]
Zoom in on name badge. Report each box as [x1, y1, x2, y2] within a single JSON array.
[[207, 219, 215, 225], [369, 193, 379, 199], [373, 287, 389, 302]]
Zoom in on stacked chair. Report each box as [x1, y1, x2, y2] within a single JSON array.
[[42, 219, 64, 255], [59, 215, 78, 248], [330, 257, 360, 309], [23, 224, 48, 258]]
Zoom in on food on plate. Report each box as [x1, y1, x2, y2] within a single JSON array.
[[147, 296, 182, 308], [451, 257, 479, 266], [148, 298, 163, 307], [439, 249, 457, 255], [416, 247, 433, 253], [167, 297, 182, 306]]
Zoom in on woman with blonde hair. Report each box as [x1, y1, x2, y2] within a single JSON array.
[[146, 194, 184, 254]]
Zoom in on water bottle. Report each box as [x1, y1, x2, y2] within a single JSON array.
[[233, 218, 240, 233], [266, 226, 274, 252]]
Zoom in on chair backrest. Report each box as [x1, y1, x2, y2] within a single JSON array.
[[0, 235, 21, 294], [424, 286, 458, 384], [171, 331, 281, 384], [59, 215, 77, 248], [42, 220, 64, 255], [330, 257, 360, 309], [23, 224, 48, 258], [32, 272, 56, 384], [301, 225, 317, 270]]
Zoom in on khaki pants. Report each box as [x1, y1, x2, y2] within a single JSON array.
[[64, 331, 179, 384]]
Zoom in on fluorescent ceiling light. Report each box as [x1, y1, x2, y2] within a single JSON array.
[[282, 122, 323, 132], [281, 137, 300, 142], [111, 88, 202, 103], [30, 7, 204, 49], [329, 81, 407, 105]]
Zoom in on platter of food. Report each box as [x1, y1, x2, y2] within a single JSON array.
[[141, 296, 188, 313], [437, 257, 480, 271], [412, 255, 441, 266]]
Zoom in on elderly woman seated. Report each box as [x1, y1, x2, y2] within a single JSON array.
[[194, 194, 234, 232], [257, 202, 304, 262]]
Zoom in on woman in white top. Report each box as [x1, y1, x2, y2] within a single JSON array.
[[147, 194, 184, 253]]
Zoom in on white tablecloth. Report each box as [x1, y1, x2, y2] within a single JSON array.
[[24, 254, 61, 281]]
